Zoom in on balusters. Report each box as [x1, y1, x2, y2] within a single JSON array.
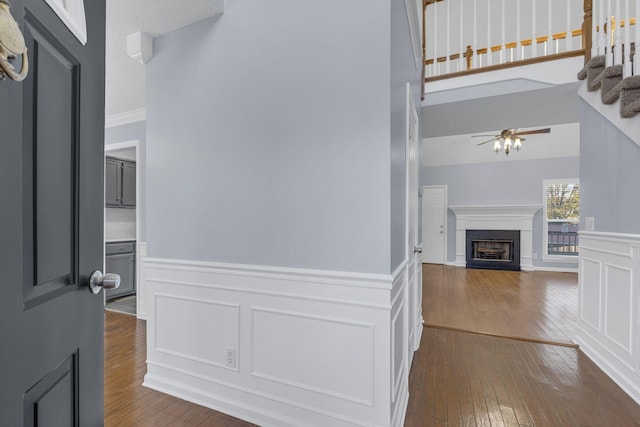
[[548, 0, 553, 55], [615, 0, 623, 64], [606, 0, 614, 65], [446, 0, 451, 73], [459, 0, 464, 71], [473, 0, 478, 69], [501, 0, 506, 64], [625, 0, 632, 76], [433, 0, 438, 75], [566, 0, 572, 51], [532, 0, 536, 59], [593, 0, 599, 57], [516, 0, 522, 60], [636, 0, 640, 74], [487, 0, 492, 66]]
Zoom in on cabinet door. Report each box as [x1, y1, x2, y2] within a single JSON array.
[[105, 158, 121, 206], [105, 253, 135, 300], [121, 161, 136, 207]]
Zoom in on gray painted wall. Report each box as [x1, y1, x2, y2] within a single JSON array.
[[105, 120, 146, 240], [146, 0, 418, 274], [579, 100, 640, 234], [422, 83, 580, 138], [422, 156, 580, 268]]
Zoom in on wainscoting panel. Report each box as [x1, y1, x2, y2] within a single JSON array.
[[155, 295, 239, 369], [604, 265, 634, 353], [390, 262, 409, 427], [579, 257, 602, 331], [577, 232, 640, 405], [250, 307, 375, 405], [143, 257, 417, 427]]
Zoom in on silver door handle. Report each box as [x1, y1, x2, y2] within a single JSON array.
[[414, 245, 423, 254], [89, 270, 121, 294]]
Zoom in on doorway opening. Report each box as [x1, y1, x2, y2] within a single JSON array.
[[104, 140, 141, 317]]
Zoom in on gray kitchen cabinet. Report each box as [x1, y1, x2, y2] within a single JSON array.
[[106, 156, 135, 208], [105, 241, 136, 300]]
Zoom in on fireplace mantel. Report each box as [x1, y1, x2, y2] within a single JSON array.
[[450, 205, 541, 271]]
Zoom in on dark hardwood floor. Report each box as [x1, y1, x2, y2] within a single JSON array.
[[423, 264, 578, 345], [105, 265, 640, 426], [405, 327, 640, 426]]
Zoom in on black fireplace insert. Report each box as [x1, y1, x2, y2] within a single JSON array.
[[466, 229, 520, 271]]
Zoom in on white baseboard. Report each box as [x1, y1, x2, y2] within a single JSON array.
[[143, 257, 420, 426], [533, 265, 578, 273], [576, 330, 640, 406]]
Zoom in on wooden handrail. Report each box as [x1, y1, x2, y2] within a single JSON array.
[[425, 29, 584, 67], [425, 50, 585, 83]]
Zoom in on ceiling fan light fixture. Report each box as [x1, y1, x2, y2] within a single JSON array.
[[514, 136, 522, 151], [493, 139, 501, 153], [503, 136, 512, 155]]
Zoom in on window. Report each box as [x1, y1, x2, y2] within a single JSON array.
[[543, 179, 579, 259]]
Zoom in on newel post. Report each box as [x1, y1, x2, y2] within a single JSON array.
[[584, 0, 593, 64]]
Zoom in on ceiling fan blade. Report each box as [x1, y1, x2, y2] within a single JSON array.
[[476, 138, 497, 146], [515, 128, 550, 136], [471, 134, 500, 137]]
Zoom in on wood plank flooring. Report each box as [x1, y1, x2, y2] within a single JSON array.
[[104, 311, 255, 427], [405, 327, 640, 426], [423, 264, 578, 345], [105, 266, 640, 426]]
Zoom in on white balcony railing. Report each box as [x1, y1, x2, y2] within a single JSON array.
[[423, 0, 640, 80]]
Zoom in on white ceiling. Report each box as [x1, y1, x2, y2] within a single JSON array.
[[105, 0, 223, 118]]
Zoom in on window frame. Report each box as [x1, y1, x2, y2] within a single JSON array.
[[542, 178, 580, 262]]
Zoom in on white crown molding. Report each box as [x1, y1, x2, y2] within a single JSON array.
[[105, 108, 147, 128]]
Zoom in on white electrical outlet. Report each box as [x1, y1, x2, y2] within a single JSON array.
[[225, 347, 236, 369], [585, 216, 595, 231]]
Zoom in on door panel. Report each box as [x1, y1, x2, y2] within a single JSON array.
[[23, 14, 80, 305], [422, 186, 446, 264], [0, 1, 105, 425]]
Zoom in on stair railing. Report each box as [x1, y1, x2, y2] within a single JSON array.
[[424, 0, 594, 80], [592, 0, 639, 77]]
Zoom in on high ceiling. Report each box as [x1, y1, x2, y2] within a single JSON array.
[[105, 0, 223, 118]]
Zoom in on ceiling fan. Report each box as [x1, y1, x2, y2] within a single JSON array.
[[472, 128, 551, 155]]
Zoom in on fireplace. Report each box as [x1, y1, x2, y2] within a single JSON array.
[[466, 230, 521, 271], [450, 205, 540, 272]]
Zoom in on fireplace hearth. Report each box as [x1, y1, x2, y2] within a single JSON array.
[[466, 230, 521, 271]]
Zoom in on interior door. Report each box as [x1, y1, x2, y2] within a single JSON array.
[[406, 83, 422, 355], [422, 186, 446, 264], [0, 1, 106, 425]]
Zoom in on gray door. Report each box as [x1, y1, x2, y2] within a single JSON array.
[[0, 0, 105, 425]]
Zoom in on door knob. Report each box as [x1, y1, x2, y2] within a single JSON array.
[[414, 245, 423, 254], [89, 270, 121, 294]]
